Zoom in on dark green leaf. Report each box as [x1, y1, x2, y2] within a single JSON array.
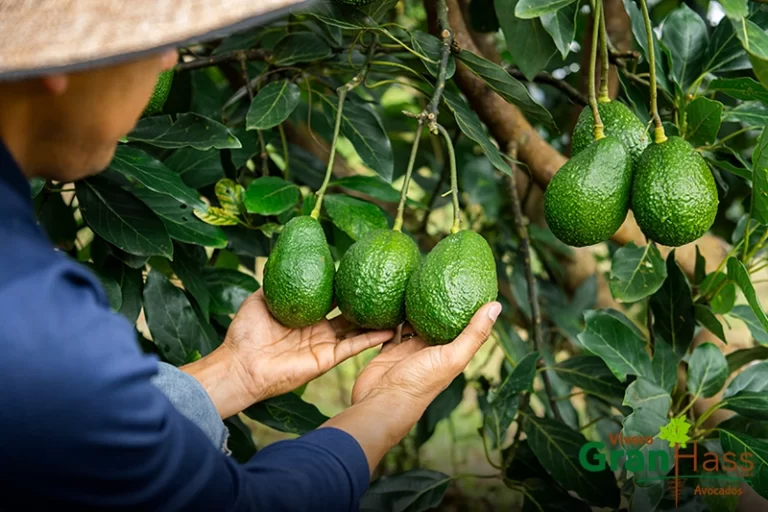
[[707, 155, 753, 180], [652, 338, 678, 395], [76, 176, 172, 258], [623, 0, 670, 92], [126, 113, 241, 150], [416, 373, 466, 447], [725, 361, 768, 397], [719, 415, 768, 438], [687, 342, 729, 398], [164, 148, 224, 189], [323, 194, 388, 241], [552, 355, 626, 403], [727, 345, 768, 373], [99, 258, 144, 324], [411, 31, 455, 79], [660, 4, 708, 90], [608, 242, 667, 303], [90, 267, 122, 311], [224, 416, 257, 463], [752, 127, 768, 226], [695, 305, 727, 343], [37, 192, 77, 250], [514, 0, 576, 20], [650, 251, 695, 359], [705, 20, 750, 75], [730, 305, 768, 346], [272, 33, 333, 66], [685, 97, 723, 147], [143, 269, 213, 365], [330, 175, 408, 205], [495, 0, 556, 81], [29, 178, 44, 198], [719, 430, 768, 499], [202, 267, 260, 315], [244, 176, 300, 216], [576, 309, 653, 382], [244, 392, 329, 434], [456, 50, 554, 127], [724, 391, 768, 420], [694, 246, 706, 285], [727, 257, 768, 333], [360, 469, 452, 512], [169, 242, 210, 319], [724, 102, 768, 126], [304, 1, 375, 30], [709, 77, 768, 104], [523, 414, 619, 507], [701, 271, 736, 315], [246, 80, 301, 130], [541, 3, 578, 59], [733, 18, 768, 89]]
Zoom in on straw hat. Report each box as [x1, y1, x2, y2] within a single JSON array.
[[0, 0, 313, 81]]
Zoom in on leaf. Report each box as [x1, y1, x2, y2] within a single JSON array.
[[416, 373, 466, 447], [514, 0, 576, 20], [724, 102, 768, 126], [608, 242, 667, 303], [323, 194, 388, 241], [304, 1, 375, 30], [330, 175, 408, 205], [322, 97, 393, 182], [495, 0, 556, 81], [142, 269, 214, 365], [90, 267, 122, 311], [29, 178, 44, 198], [576, 309, 653, 382], [411, 31, 456, 79], [131, 187, 228, 248], [169, 242, 210, 319], [246, 80, 301, 130], [701, 271, 736, 315], [456, 50, 554, 127], [37, 192, 77, 250], [224, 416, 257, 464], [244, 176, 300, 216], [685, 97, 723, 147], [687, 342, 729, 398], [727, 257, 768, 333], [730, 305, 768, 346], [99, 259, 143, 324], [623, 0, 670, 93], [214, 178, 246, 217], [126, 113, 241, 151], [719, 430, 768, 499], [723, 390, 768, 420], [660, 4, 709, 90], [523, 414, 620, 507], [650, 251, 695, 359], [76, 176, 172, 258], [724, 360, 768, 398], [272, 33, 333, 66], [695, 304, 727, 343], [193, 206, 240, 226], [652, 338, 678, 395], [705, 20, 750, 75], [733, 18, 768, 89], [164, 148, 224, 190], [541, 3, 578, 59], [720, 0, 748, 20], [360, 469, 452, 512], [244, 392, 329, 434], [709, 77, 768, 104], [202, 268, 260, 315], [727, 346, 768, 373], [624, 377, 673, 413], [752, 127, 768, 226], [552, 355, 626, 403]]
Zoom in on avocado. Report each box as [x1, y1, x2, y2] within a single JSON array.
[[405, 230, 498, 345], [631, 136, 718, 247], [572, 101, 649, 162], [263, 215, 334, 328], [143, 70, 174, 116], [544, 136, 633, 247], [335, 229, 422, 329]]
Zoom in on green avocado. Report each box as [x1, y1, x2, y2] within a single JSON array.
[[262, 215, 335, 328], [143, 69, 174, 116], [544, 136, 633, 247], [631, 136, 718, 247], [572, 101, 649, 162], [335, 229, 422, 329], [405, 230, 498, 345]]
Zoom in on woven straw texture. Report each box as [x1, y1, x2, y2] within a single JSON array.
[[0, 0, 307, 79]]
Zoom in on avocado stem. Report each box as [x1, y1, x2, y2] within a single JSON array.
[[588, 0, 606, 141], [597, 2, 611, 104], [393, 119, 425, 232], [436, 124, 461, 234], [639, 0, 667, 143]]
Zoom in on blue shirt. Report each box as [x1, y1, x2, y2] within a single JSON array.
[[0, 141, 370, 511]]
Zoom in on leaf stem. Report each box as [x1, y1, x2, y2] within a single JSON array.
[[393, 119, 425, 231], [639, 0, 667, 143], [588, 0, 606, 139], [598, 0, 611, 103], [692, 402, 726, 431], [278, 123, 289, 180], [436, 124, 461, 234]]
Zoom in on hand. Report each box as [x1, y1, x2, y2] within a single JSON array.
[[182, 289, 394, 419]]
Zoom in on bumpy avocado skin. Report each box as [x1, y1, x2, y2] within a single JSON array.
[[405, 231, 498, 345], [631, 136, 719, 247], [143, 70, 174, 116], [544, 136, 633, 247], [335, 229, 422, 329], [263, 216, 335, 328], [572, 101, 649, 162]]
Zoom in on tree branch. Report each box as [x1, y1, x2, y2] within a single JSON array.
[[506, 68, 587, 106], [175, 49, 269, 72]]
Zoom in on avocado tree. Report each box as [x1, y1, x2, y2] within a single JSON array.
[[32, 0, 768, 509]]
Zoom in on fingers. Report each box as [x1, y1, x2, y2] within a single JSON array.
[[329, 314, 356, 338], [334, 329, 394, 363], [441, 301, 501, 369]]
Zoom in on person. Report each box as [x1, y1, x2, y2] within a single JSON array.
[[0, 1, 502, 510]]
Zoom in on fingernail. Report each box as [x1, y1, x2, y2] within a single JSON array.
[[488, 302, 502, 322]]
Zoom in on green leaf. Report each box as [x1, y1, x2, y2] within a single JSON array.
[[193, 206, 240, 226], [624, 377, 673, 413], [523, 414, 619, 507], [131, 187, 228, 248], [223, 416, 257, 463], [456, 50, 554, 127], [723, 391, 768, 420], [733, 18, 768, 89], [272, 33, 333, 66], [495, 0, 556, 81], [695, 304, 727, 343], [541, 3, 578, 59], [725, 361, 768, 398], [142, 269, 214, 365], [482, 351, 538, 448], [246, 80, 301, 130], [37, 192, 77, 250], [360, 469, 452, 512], [709, 77, 768, 104], [126, 113, 241, 151], [76, 176, 172, 258], [99, 259, 143, 324], [721, 0, 749, 20], [719, 430, 768, 499], [719, 415, 768, 438], [323, 194, 388, 241], [727, 345, 768, 373], [687, 342, 729, 398], [727, 257, 768, 333], [730, 305, 768, 346], [214, 178, 246, 216], [701, 271, 736, 315], [684, 97, 723, 147], [164, 148, 224, 190], [411, 31, 456, 79], [704, 21, 750, 75], [244, 392, 329, 434], [169, 242, 210, 319], [623, 0, 670, 93], [323, 98, 393, 182], [416, 373, 466, 447], [29, 178, 44, 198], [90, 267, 122, 311], [304, 1, 375, 30], [608, 242, 667, 303], [752, 127, 768, 226], [660, 5, 709, 90], [724, 102, 768, 126], [652, 338, 678, 395], [330, 175, 409, 205], [514, 0, 575, 20], [109, 146, 205, 209], [244, 176, 300, 216], [552, 355, 626, 403], [576, 309, 653, 382], [202, 268, 260, 315], [650, 251, 695, 359]]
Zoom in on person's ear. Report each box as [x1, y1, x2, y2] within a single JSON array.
[[40, 75, 68, 95]]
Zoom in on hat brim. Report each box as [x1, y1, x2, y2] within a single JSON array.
[[0, 0, 315, 81]]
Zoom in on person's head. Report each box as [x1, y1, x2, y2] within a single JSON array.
[[0, 50, 178, 181]]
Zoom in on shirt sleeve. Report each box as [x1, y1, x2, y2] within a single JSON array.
[[0, 259, 371, 512]]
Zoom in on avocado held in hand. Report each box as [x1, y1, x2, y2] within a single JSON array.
[[336, 229, 422, 330], [572, 101, 649, 163], [405, 230, 497, 345], [263, 216, 335, 328], [631, 136, 718, 247], [544, 136, 633, 247]]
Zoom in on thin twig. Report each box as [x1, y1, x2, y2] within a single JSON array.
[[506, 68, 587, 105], [423, 2, 454, 134], [175, 49, 269, 72]]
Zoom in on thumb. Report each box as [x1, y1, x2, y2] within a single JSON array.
[[444, 301, 502, 368]]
